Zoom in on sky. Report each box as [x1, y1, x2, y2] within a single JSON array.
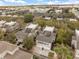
[[0, 0, 79, 6]]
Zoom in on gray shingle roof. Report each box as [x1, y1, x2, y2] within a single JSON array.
[[16, 29, 28, 42], [36, 32, 56, 43]]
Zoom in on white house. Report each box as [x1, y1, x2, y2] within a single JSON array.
[[69, 19, 77, 21], [35, 26, 56, 56], [16, 23, 38, 44], [57, 18, 63, 20], [74, 29, 79, 59], [44, 17, 51, 20], [4, 21, 19, 32], [0, 20, 6, 28], [55, 9, 62, 13]]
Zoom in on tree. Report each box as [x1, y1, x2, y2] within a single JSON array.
[[4, 33, 16, 44], [35, 19, 46, 27], [68, 21, 79, 30], [23, 36, 35, 50], [24, 14, 33, 23], [0, 29, 5, 40], [53, 44, 73, 59], [56, 28, 72, 45], [48, 52, 54, 59], [33, 55, 39, 59]]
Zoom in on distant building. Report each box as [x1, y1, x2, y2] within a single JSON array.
[[35, 26, 56, 56], [0, 20, 6, 28], [57, 18, 63, 20], [0, 41, 33, 59], [69, 19, 77, 21], [55, 9, 62, 13], [44, 17, 51, 20]]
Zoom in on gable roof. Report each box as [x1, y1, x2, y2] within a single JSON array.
[[36, 33, 56, 43], [36, 26, 56, 43], [43, 26, 54, 32]]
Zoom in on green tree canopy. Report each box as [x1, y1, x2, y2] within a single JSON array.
[[35, 19, 46, 27], [24, 14, 33, 23], [0, 29, 5, 40], [23, 36, 35, 50], [56, 28, 72, 45], [53, 44, 73, 59], [4, 33, 16, 44], [48, 52, 54, 59]]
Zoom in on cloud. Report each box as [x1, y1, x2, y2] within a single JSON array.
[[4, 0, 26, 3], [0, 0, 27, 6], [0, 0, 79, 6], [47, 0, 79, 5], [0, 1, 5, 6]]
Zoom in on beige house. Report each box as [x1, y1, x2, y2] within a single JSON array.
[[0, 41, 33, 59], [4, 21, 19, 32]]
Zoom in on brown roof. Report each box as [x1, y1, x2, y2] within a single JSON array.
[[0, 41, 32, 59], [0, 41, 17, 54], [4, 50, 32, 59]]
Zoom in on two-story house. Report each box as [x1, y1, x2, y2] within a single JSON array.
[[35, 26, 56, 56], [16, 23, 38, 45]]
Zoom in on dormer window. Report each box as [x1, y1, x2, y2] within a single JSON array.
[[25, 28, 32, 33], [43, 31, 51, 37]]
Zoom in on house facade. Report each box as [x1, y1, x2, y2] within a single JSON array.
[[35, 26, 56, 56], [16, 23, 38, 44]]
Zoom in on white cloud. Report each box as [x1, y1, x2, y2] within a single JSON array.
[[0, 1, 4, 6], [0, 0, 79, 6], [47, 0, 79, 5], [4, 0, 26, 3], [0, 0, 27, 6], [36, 0, 44, 2]]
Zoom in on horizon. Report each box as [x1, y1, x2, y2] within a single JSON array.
[[0, 0, 79, 6]]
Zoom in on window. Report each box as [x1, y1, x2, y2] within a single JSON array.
[[25, 28, 32, 33], [43, 31, 51, 37], [42, 47, 44, 50]]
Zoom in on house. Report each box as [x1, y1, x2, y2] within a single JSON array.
[[0, 20, 6, 28], [69, 19, 77, 21], [72, 29, 79, 59], [16, 23, 38, 44], [35, 26, 56, 56], [4, 21, 19, 32], [0, 41, 33, 59], [56, 18, 63, 20], [44, 16, 51, 20], [55, 9, 62, 13]]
